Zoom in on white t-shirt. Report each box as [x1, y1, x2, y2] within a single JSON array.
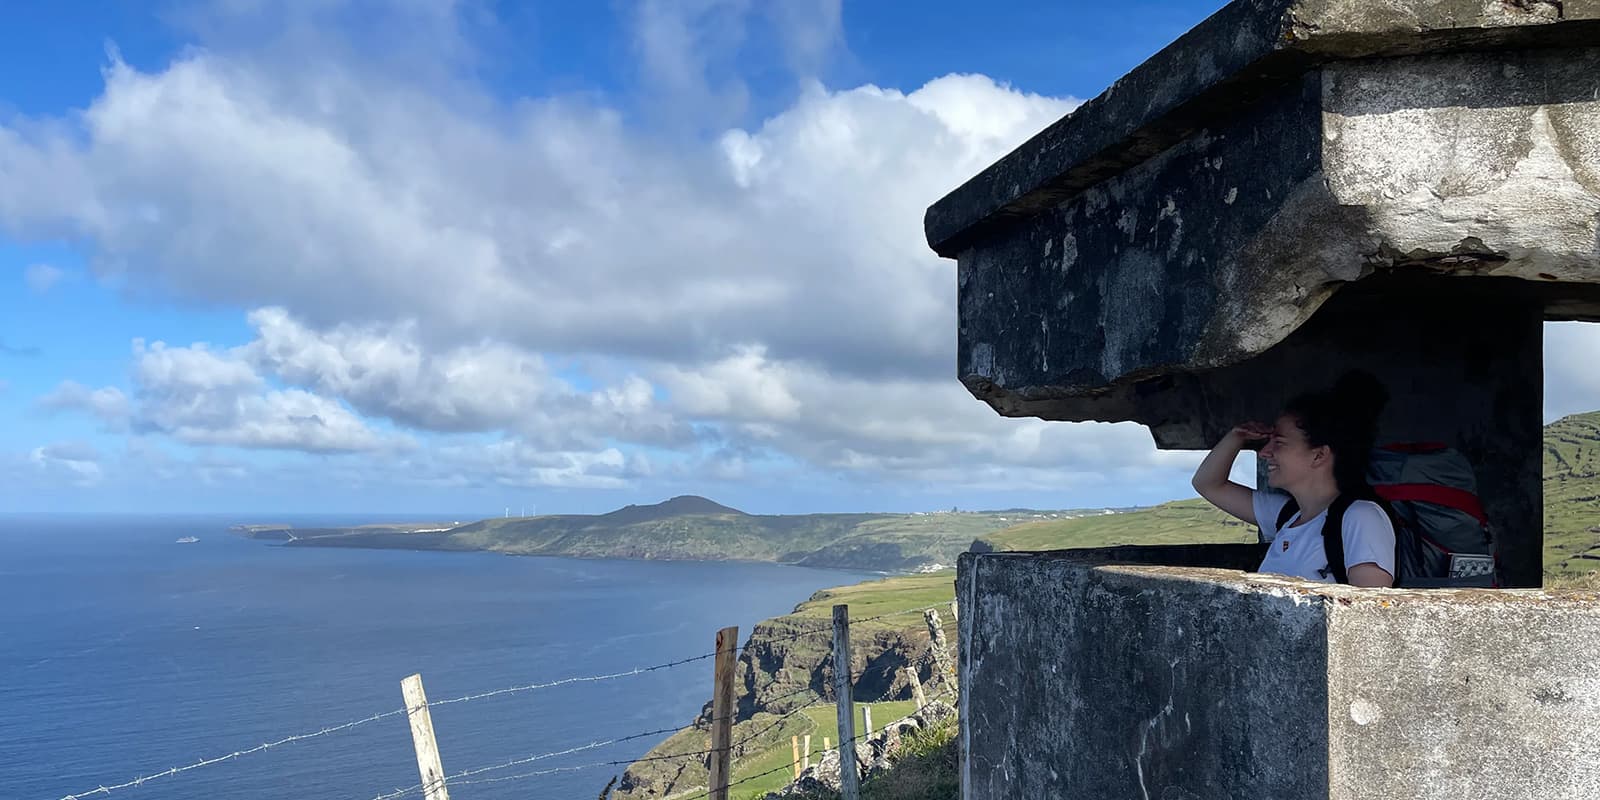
[[1251, 491, 1396, 583]]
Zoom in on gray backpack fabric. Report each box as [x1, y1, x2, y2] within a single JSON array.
[[1368, 443, 1497, 588]]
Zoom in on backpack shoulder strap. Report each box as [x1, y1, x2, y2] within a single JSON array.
[[1274, 497, 1299, 534], [1322, 495, 1357, 584]]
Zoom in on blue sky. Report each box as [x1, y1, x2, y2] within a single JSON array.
[[1, 1, 1595, 516]]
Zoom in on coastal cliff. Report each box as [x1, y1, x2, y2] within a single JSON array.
[[235, 496, 1111, 573], [611, 573, 959, 799]]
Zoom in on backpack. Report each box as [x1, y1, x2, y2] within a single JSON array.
[[1272, 443, 1497, 588]]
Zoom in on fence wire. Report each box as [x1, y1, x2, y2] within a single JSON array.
[[384, 689, 956, 800], [660, 688, 961, 800], [56, 601, 955, 800]]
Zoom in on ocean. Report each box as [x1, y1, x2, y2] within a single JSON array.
[[0, 513, 868, 800]]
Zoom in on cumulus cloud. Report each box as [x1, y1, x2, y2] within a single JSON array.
[[429, 439, 638, 490], [39, 381, 131, 426], [659, 345, 802, 421], [35, 308, 689, 487], [131, 338, 404, 453], [244, 308, 557, 433], [3, 3, 1295, 504], [1545, 321, 1600, 422], [30, 441, 104, 486], [0, 48, 1075, 380], [6, 1, 1597, 510], [42, 340, 401, 454], [241, 307, 694, 450], [658, 347, 1200, 489], [24, 263, 64, 293]]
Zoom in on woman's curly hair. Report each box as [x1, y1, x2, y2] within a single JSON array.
[[1283, 370, 1390, 497]]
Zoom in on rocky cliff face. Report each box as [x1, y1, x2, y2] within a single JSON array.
[[761, 699, 957, 800], [612, 602, 956, 799]]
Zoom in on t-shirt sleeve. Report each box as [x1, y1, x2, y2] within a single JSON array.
[[1252, 490, 1291, 543], [1342, 501, 1397, 576]]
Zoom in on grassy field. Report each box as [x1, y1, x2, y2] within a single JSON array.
[[788, 573, 961, 624], [977, 498, 1257, 552], [1542, 411, 1600, 576], [729, 701, 923, 799]]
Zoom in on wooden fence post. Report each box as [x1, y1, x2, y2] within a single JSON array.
[[832, 605, 861, 800], [791, 735, 801, 778], [924, 609, 955, 684], [862, 706, 873, 738], [708, 626, 738, 800], [400, 674, 451, 800], [824, 736, 831, 753], [903, 665, 928, 709], [802, 733, 812, 771]]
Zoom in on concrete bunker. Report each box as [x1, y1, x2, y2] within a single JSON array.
[[925, 1, 1600, 796]]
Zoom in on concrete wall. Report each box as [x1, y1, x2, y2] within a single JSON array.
[[957, 549, 1600, 800]]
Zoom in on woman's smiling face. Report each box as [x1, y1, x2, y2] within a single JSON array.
[[1259, 414, 1326, 490]]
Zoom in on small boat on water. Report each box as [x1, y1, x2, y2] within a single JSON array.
[[175, 536, 199, 544]]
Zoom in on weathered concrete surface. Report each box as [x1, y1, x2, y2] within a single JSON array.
[[947, 47, 1600, 425], [957, 550, 1600, 800], [926, 0, 1600, 256], [1326, 590, 1600, 798]]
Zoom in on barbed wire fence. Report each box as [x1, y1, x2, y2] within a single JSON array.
[[55, 600, 960, 800]]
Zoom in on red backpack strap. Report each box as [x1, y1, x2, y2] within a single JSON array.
[[1373, 483, 1488, 526]]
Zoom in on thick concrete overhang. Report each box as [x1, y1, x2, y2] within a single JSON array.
[[925, 0, 1600, 442]]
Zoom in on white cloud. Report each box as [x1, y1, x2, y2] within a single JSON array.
[[30, 441, 104, 486], [240, 307, 694, 450], [658, 348, 1200, 489], [0, 49, 1075, 379], [38, 381, 131, 426], [24, 263, 64, 293], [2, 5, 1280, 504], [1545, 321, 1600, 422], [244, 307, 556, 433], [41, 340, 401, 454], [659, 345, 802, 421], [5, 2, 1596, 510], [432, 439, 636, 490], [130, 339, 402, 453]]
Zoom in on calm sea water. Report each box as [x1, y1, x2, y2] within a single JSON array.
[[0, 514, 867, 800]]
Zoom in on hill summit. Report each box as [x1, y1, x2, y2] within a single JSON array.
[[596, 495, 748, 524]]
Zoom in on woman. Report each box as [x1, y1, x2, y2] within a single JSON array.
[[1191, 371, 1397, 587]]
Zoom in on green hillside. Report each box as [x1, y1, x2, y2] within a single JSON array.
[[1542, 411, 1600, 576], [977, 498, 1257, 552], [258, 497, 1077, 572]]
